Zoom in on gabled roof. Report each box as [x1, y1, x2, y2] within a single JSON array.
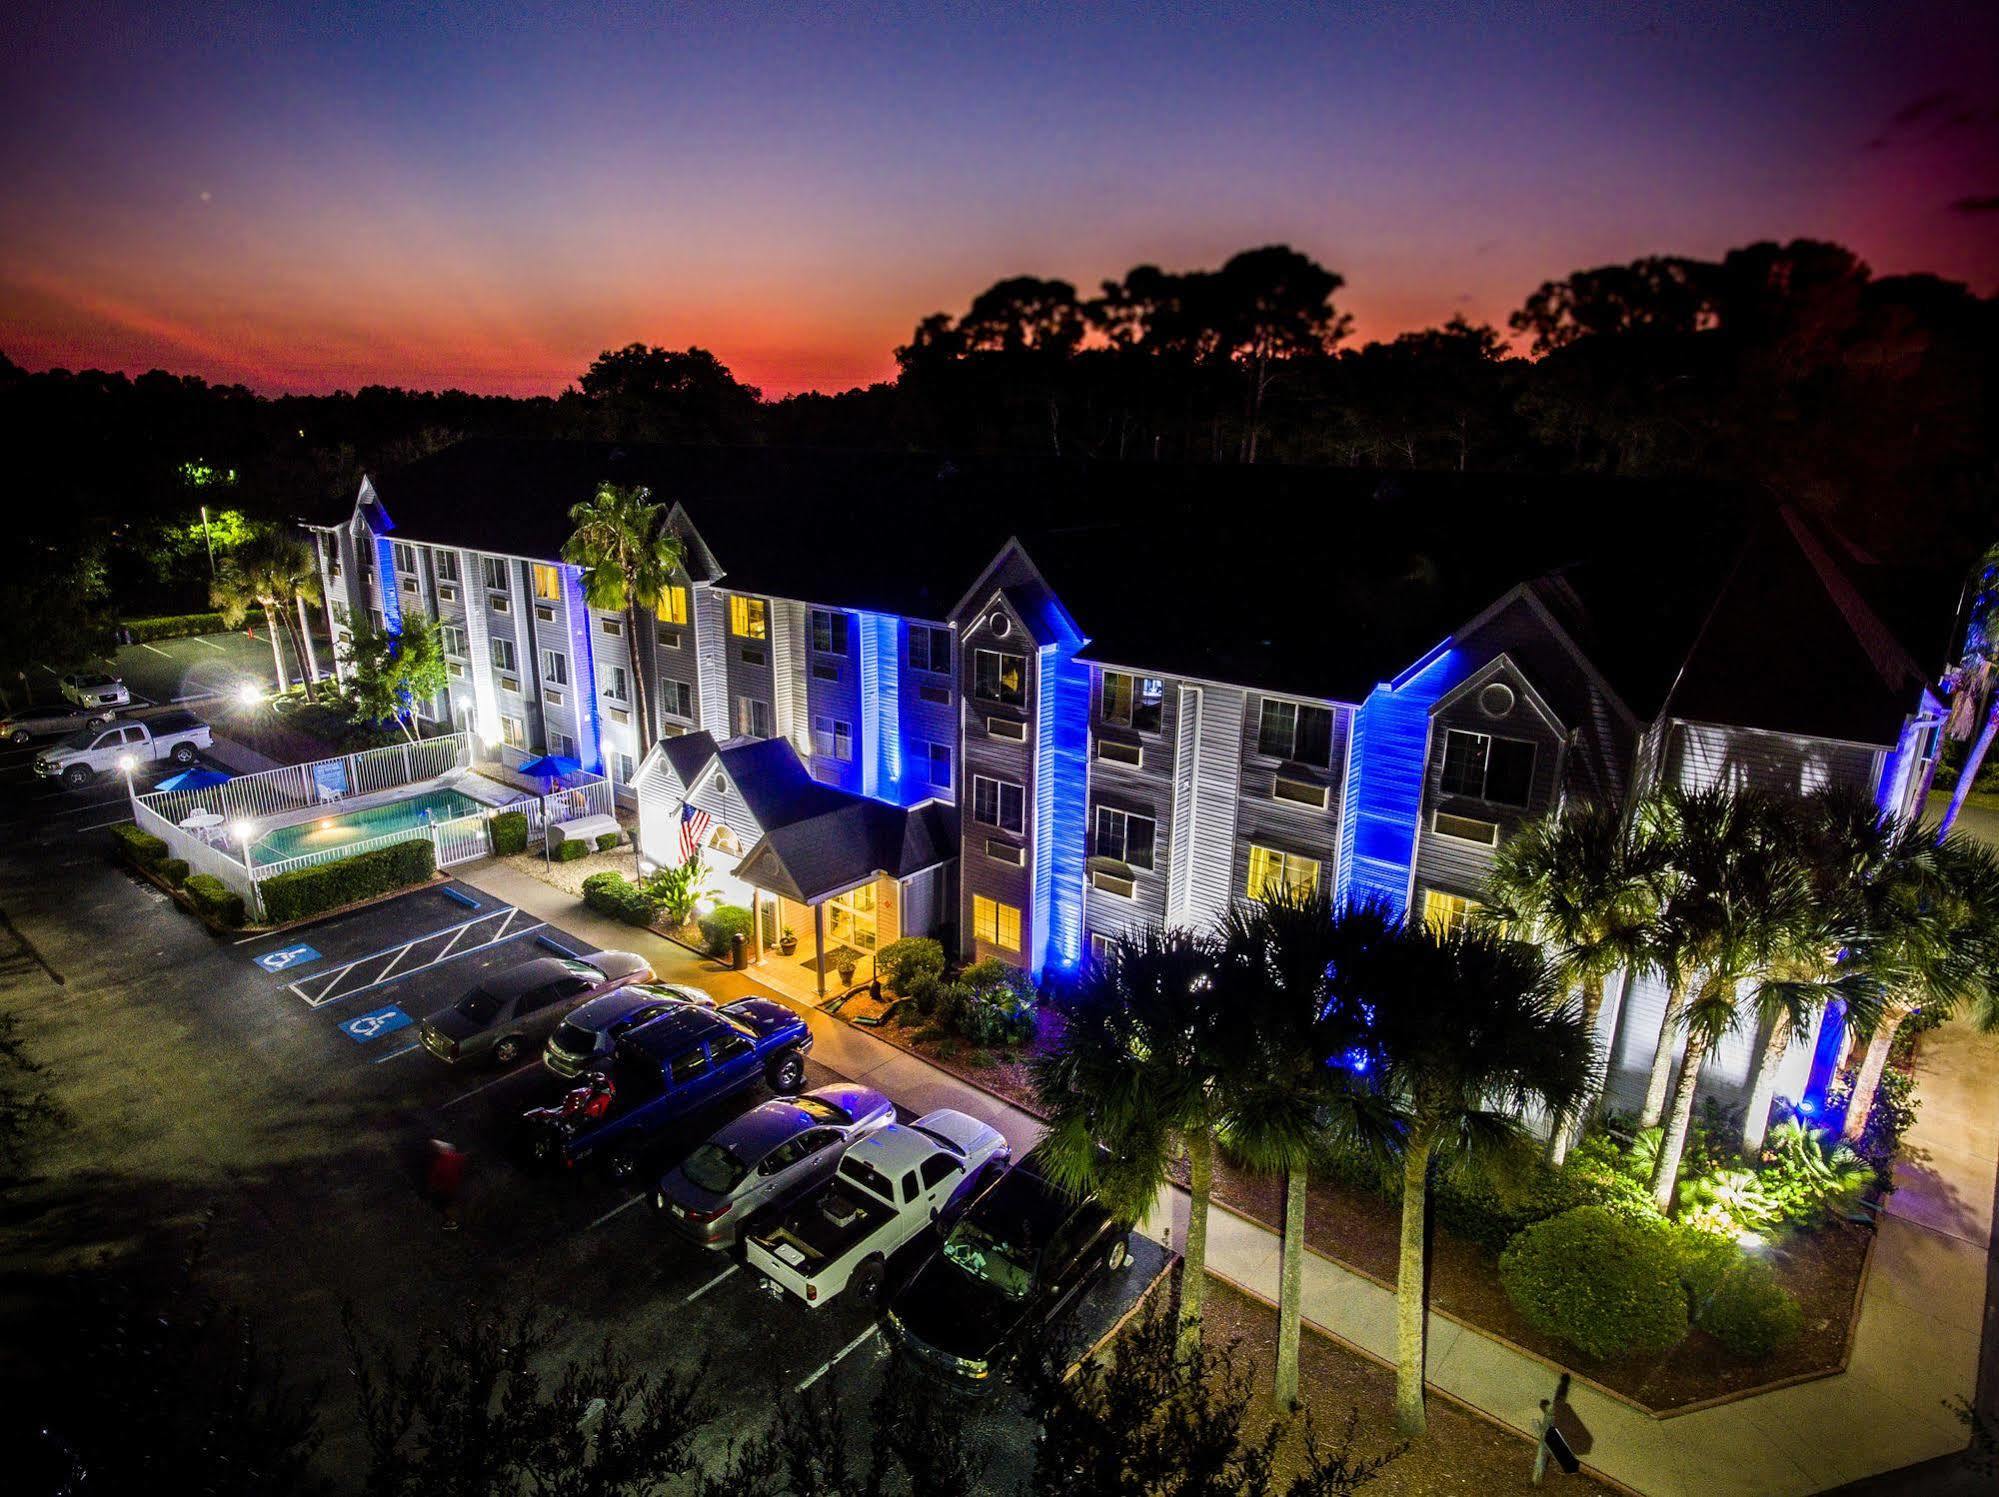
[[1662, 508, 1932, 745], [738, 798, 957, 904]]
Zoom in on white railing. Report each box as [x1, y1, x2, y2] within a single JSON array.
[[545, 779, 614, 824], [138, 732, 473, 830], [133, 798, 262, 912], [431, 812, 491, 867], [255, 824, 443, 883]]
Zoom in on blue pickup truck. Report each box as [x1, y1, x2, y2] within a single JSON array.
[[521, 997, 812, 1183]]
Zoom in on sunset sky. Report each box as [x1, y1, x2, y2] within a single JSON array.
[[4, 1, 1996, 398]]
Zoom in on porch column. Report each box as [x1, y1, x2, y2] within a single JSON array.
[[749, 891, 763, 965], [813, 902, 827, 999]]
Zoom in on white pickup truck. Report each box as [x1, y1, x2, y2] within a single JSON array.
[[746, 1108, 1009, 1309], [35, 711, 214, 787]]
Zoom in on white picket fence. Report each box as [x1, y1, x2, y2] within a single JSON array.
[[138, 733, 473, 829], [133, 798, 262, 908]]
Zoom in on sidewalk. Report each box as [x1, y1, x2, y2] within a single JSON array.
[[459, 858, 1991, 1496]]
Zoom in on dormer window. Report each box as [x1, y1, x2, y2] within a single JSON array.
[[1439, 729, 1535, 808]]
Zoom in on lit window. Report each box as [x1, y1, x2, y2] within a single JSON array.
[[1101, 672, 1165, 733], [532, 564, 562, 602], [973, 895, 1021, 953], [657, 585, 688, 626], [1257, 699, 1334, 766], [1094, 807, 1156, 870], [811, 609, 850, 655], [1422, 889, 1483, 935], [1439, 730, 1535, 808], [1246, 844, 1319, 901], [730, 596, 768, 640], [974, 649, 1025, 706], [973, 775, 1025, 833]]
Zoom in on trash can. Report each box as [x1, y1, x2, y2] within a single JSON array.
[[730, 931, 748, 971]]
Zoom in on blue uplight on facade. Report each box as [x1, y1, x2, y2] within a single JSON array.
[[1334, 639, 1465, 918], [1032, 643, 1090, 975], [374, 535, 403, 634], [562, 565, 605, 774], [860, 611, 902, 800]]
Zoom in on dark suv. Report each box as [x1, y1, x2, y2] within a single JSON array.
[[884, 1152, 1130, 1393]]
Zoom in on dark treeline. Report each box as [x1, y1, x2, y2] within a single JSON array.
[[4, 237, 1994, 588]]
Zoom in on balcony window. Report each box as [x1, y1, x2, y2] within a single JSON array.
[[973, 895, 1021, 953]]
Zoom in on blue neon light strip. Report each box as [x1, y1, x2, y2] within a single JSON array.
[[860, 611, 901, 801], [563, 566, 605, 774], [1032, 644, 1090, 975], [374, 535, 403, 634], [1334, 641, 1463, 918]]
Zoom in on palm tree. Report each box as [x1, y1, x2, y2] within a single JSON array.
[[1214, 893, 1388, 1407], [1363, 921, 1593, 1437], [1032, 927, 1239, 1357], [211, 531, 321, 698], [561, 482, 685, 751], [1479, 799, 1657, 1164], [1840, 831, 1999, 1143]]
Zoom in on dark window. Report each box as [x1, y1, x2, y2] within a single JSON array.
[[811, 610, 850, 655], [974, 649, 1026, 707], [670, 1048, 711, 1085], [919, 1153, 959, 1189], [661, 680, 693, 719], [1257, 699, 1334, 766], [1440, 729, 1536, 808], [1094, 807, 1156, 870], [710, 1031, 753, 1065], [918, 681, 951, 705], [901, 1169, 921, 1204], [973, 776, 1025, 833], [909, 626, 952, 673], [811, 661, 840, 682], [926, 742, 952, 788]]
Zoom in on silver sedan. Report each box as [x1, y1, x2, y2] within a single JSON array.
[[655, 1082, 896, 1248]]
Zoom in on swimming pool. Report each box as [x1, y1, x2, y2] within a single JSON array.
[[251, 787, 487, 866]]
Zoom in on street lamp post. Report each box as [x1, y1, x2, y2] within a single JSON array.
[[201, 505, 215, 577]]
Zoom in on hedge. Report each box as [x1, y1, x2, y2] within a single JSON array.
[[158, 858, 190, 888], [490, 811, 529, 857], [1499, 1206, 1690, 1361], [258, 838, 436, 924], [698, 904, 753, 957], [113, 824, 169, 868], [581, 871, 656, 926], [123, 612, 228, 643], [1699, 1260, 1804, 1359], [185, 873, 246, 928], [553, 838, 591, 863], [595, 831, 624, 853], [877, 937, 946, 993]]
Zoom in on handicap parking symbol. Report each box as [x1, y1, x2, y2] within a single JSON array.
[[255, 943, 321, 973], [339, 1006, 414, 1044]]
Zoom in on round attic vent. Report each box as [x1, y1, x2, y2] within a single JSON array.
[[1478, 682, 1516, 718], [988, 613, 1012, 638]]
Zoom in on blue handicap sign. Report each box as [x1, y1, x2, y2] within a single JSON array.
[[255, 943, 321, 973], [339, 1006, 413, 1044]]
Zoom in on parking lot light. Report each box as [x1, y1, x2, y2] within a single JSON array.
[[117, 754, 136, 775], [231, 819, 257, 846], [235, 682, 263, 708]]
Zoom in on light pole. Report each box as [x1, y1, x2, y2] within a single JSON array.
[[201, 505, 215, 577], [119, 754, 137, 818]]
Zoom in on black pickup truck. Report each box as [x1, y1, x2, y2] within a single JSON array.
[[521, 997, 811, 1183]]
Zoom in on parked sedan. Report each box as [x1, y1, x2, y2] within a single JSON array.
[[656, 1082, 896, 1248], [60, 672, 130, 709], [419, 952, 652, 1067], [884, 1150, 1129, 1393], [543, 982, 715, 1078]]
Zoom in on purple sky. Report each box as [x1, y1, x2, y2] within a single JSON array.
[[3, 1, 1995, 396]]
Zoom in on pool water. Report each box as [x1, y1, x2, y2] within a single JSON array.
[[252, 788, 487, 866]]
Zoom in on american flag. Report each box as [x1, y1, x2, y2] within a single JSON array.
[[678, 802, 712, 864]]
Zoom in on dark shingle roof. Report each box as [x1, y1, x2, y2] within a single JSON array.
[[749, 797, 957, 904]]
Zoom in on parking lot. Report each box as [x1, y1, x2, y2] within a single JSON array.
[[0, 829, 1164, 1484]]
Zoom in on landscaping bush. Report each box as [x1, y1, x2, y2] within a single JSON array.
[[1499, 1206, 1690, 1361], [643, 861, 711, 927], [876, 937, 946, 994], [158, 858, 190, 888], [490, 811, 529, 857], [185, 873, 246, 928], [1670, 1224, 1740, 1311], [930, 960, 1037, 1049], [581, 871, 656, 926], [258, 839, 436, 924], [907, 972, 944, 1018], [1698, 1260, 1804, 1359], [551, 838, 591, 863], [113, 824, 169, 868], [697, 904, 753, 957], [124, 611, 227, 643], [595, 831, 624, 853]]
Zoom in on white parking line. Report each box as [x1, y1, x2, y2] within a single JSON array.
[[193, 637, 227, 652], [370, 1040, 423, 1064], [75, 815, 135, 833], [439, 1061, 534, 1109], [138, 643, 171, 657], [684, 1263, 740, 1302], [796, 1325, 880, 1392], [588, 1194, 648, 1231]]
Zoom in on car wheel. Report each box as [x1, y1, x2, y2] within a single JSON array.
[[172, 743, 198, 765], [492, 1035, 522, 1067], [62, 765, 91, 788], [765, 1049, 806, 1095], [849, 1255, 887, 1307], [1102, 1237, 1130, 1274], [8, 729, 28, 745]]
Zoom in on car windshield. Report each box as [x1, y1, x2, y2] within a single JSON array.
[[681, 1143, 747, 1194], [56, 728, 99, 749], [942, 1220, 1036, 1300], [455, 988, 500, 1023], [794, 1097, 851, 1126], [550, 1022, 595, 1056]]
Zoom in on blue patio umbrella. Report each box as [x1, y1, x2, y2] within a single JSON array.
[[514, 753, 582, 786], [155, 766, 232, 792]]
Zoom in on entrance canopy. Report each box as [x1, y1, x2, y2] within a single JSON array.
[[736, 797, 956, 905]]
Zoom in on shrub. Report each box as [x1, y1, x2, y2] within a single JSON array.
[[930, 961, 1037, 1049], [1699, 1260, 1804, 1358], [1499, 1207, 1690, 1361], [581, 871, 656, 926], [697, 904, 752, 957], [595, 831, 624, 853], [258, 839, 436, 924], [907, 972, 943, 1018], [124, 611, 227, 643], [490, 811, 529, 857], [185, 873, 246, 928], [876, 937, 946, 994], [643, 861, 711, 927], [1670, 1224, 1740, 1310], [1756, 1121, 1874, 1226], [552, 838, 591, 863], [113, 824, 169, 868], [158, 858, 190, 888]]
